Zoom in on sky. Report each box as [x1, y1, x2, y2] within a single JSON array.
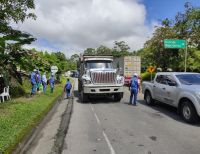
[[17, 0, 200, 57]]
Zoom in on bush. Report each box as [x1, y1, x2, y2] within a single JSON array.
[[10, 85, 26, 98], [141, 72, 156, 81], [9, 76, 31, 98]]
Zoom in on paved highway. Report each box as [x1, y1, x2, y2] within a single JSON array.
[[62, 79, 200, 154]]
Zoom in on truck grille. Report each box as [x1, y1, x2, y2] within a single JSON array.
[[91, 72, 116, 84]]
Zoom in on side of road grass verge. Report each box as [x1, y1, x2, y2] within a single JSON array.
[[0, 77, 73, 153]]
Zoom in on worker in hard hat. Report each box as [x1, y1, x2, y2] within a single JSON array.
[[129, 73, 139, 105]]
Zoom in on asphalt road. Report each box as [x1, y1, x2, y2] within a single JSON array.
[[62, 79, 200, 154]]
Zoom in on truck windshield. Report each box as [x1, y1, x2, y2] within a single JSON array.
[[85, 60, 113, 69], [176, 74, 200, 85]]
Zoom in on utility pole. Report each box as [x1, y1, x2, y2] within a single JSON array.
[[184, 40, 187, 72]]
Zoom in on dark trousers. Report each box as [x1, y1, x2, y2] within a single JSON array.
[[66, 89, 71, 98]]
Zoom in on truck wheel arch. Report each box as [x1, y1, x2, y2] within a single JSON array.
[[178, 98, 194, 113], [144, 89, 154, 105], [178, 97, 199, 123], [144, 89, 152, 98]]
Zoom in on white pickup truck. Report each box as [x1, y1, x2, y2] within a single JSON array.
[[142, 72, 200, 123]]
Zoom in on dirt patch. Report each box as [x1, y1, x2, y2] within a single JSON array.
[[0, 108, 11, 116]]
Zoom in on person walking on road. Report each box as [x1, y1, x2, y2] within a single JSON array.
[[65, 78, 72, 99], [129, 73, 139, 105], [42, 72, 47, 94], [49, 75, 55, 93], [30, 69, 37, 96]]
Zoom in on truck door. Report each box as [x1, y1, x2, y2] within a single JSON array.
[[152, 75, 163, 101], [159, 75, 178, 106]]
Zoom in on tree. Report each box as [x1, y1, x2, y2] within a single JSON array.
[[70, 54, 79, 62], [96, 45, 112, 55], [84, 48, 96, 55], [112, 41, 130, 57], [0, 0, 36, 85], [139, 3, 200, 72]]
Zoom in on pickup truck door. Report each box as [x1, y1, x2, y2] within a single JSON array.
[[159, 75, 178, 106], [152, 75, 163, 101]]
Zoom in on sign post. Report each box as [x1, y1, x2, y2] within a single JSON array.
[[51, 66, 58, 75], [164, 39, 187, 72], [148, 66, 156, 81], [184, 41, 188, 72]]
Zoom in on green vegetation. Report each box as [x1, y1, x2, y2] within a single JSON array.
[[138, 3, 200, 72], [141, 72, 156, 81], [0, 0, 77, 90], [0, 0, 36, 85], [83, 41, 136, 57], [0, 78, 67, 153]]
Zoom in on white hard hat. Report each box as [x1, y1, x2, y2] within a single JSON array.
[[134, 73, 138, 77], [33, 69, 37, 72]]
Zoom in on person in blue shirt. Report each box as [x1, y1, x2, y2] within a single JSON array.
[[129, 73, 139, 105], [49, 75, 55, 93], [30, 69, 37, 95], [65, 79, 72, 99]]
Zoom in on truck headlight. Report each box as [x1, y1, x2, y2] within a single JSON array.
[[84, 79, 91, 84], [116, 75, 124, 84], [82, 74, 91, 84]]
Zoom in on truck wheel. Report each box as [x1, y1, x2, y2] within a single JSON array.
[[114, 93, 122, 102], [181, 100, 199, 123], [144, 91, 154, 105], [81, 91, 88, 103]]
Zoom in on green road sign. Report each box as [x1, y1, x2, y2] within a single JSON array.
[[164, 39, 186, 49]]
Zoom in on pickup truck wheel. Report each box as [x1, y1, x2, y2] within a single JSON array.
[[114, 93, 122, 102], [181, 101, 199, 123], [144, 91, 154, 105], [81, 91, 88, 103]]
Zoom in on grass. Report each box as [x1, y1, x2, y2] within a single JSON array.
[[0, 76, 73, 153]]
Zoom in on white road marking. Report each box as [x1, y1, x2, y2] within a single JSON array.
[[103, 131, 116, 154], [90, 105, 116, 154], [91, 105, 94, 111], [94, 113, 101, 125]]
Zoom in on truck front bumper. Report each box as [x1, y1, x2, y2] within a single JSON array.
[[83, 85, 124, 94]]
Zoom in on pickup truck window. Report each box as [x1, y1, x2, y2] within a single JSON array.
[[85, 60, 113, 69], [155, 75, 163, 83], [156, 75, 177, 86], [176, 74, 200, 85]]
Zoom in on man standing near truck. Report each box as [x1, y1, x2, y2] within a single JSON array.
[[129, 73, 139, 105]]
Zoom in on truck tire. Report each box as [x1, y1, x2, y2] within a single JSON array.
[[181, 100, 199, 123], [78, 81, 82, 93], [144, 91, 154, 105], [81, 90, 88, 103], [114, 93, 122, 102]]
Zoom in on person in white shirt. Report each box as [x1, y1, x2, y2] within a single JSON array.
[[42, 72, 47, 94]]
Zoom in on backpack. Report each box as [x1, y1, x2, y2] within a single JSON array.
[[65, 82, 72, 90]]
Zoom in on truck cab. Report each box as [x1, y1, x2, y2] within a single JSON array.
[[78, 55, 124, 102]]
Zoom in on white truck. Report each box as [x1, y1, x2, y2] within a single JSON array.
[[142, 72, 200, 123], [78, 55, 124, 102], [113, 56, 141, 85]]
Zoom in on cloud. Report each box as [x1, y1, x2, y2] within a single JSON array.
[[17, 0, 155, 56]]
